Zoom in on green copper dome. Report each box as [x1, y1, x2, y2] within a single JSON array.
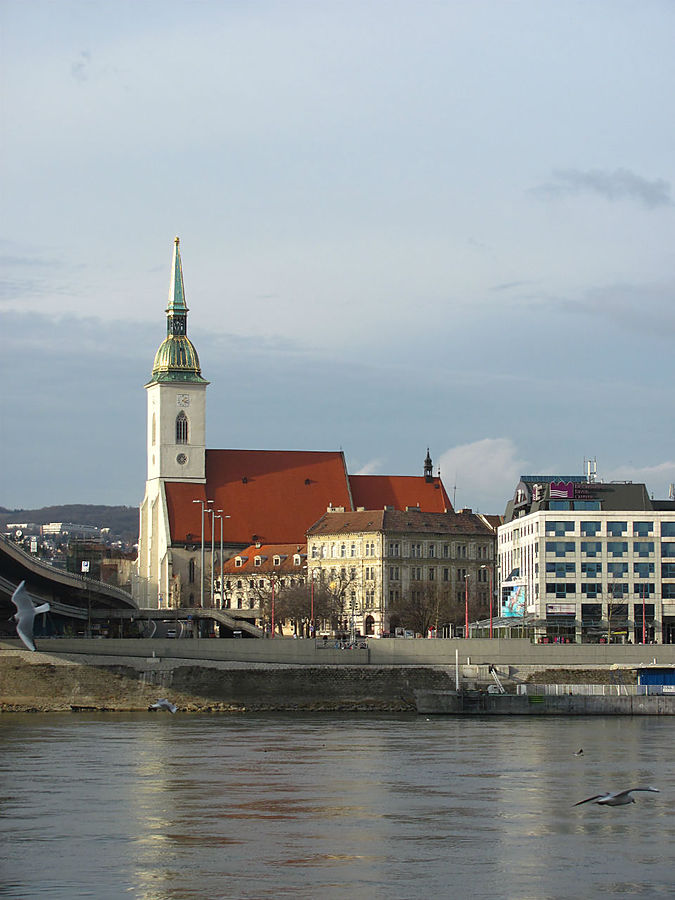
[[151, 334, 207, 383], [147, 237, 208, 385]]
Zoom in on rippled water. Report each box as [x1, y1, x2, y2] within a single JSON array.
[[1, 713, 673, 899]]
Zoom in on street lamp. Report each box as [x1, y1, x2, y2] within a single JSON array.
[[464, 573, 470, 639], [192, 498, 213, 608], [212, 510, 229, 609], [481, 564, 494, 639]]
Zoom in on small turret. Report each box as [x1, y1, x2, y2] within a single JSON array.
[[424, 448, 433, 482]]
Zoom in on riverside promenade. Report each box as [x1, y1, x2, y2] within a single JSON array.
[[2, 638, 674, 713]]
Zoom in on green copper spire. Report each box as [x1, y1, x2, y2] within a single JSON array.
[[167, 236, 188, 315], [147, 237, 208, 385]]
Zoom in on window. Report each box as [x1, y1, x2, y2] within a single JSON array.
[[457, 568, 467, 580], [634, 562, 654, 578], [254, 556, 261, 566], [549, 501, 571, 510], [411, 543, 422, 558], [547, 541, 575, 557], [581, 562, 602, 577], [662, 523, 675, 537], [581, 583, 602, 598], [235, 557, 243, 567], [389, 589, 400, 603], [365, 566, 374, 580], [428, 567, 435, 581], [633, 541, 654, 558], [581, 521, 601, 537], [175, 411, 188, 444], [633, 521, 653, 537], [607, 521, 627, 537], [273, 556, 281, 566], [389, 566, 400, 581], [662, 563, 675, 579], [607, 562, 628, 578], [662, 543, 675, 558], [428, 543, 435, 558], [608, 582, 628, 597], [663, 584, 675, 599], [574, 501, 601, 510], [545, 521, 574, 536], [389, 542, 400, 557], [546, 562, 575, 577], [350, 543, 356, 557], [633, 584, 654, 598], [607, 542, 628, 558], [340, 544, 346, 558], [477, 545, 489, 560], [151, 413, 156, 446], [545, 583, 576, 598], [188, 558, 195, 583], [411, 567, 422, 580], [443, 568, 450, 582], [457, 544, 467, 558], [443, 544, 450, 558]]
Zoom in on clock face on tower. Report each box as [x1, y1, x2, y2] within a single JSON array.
[[176, 453, 188, 465], [176, 393, 190, 408]]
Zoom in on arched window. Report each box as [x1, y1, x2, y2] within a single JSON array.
[[188, 558, 196, 583], [151, 413, 156, 446], [176, 411, 188, 444]]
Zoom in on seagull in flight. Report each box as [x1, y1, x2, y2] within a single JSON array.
[[149, 698, 178, 714], [10, 581, 50, 652], [574, 787, 659, 807]]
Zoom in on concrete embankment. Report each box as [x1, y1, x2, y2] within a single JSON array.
[[415, 690, 675, 716]]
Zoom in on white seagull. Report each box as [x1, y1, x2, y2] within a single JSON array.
[[10, 581, 50, 652], [149, 698, 178, 714], [574, 787, 659, 807]]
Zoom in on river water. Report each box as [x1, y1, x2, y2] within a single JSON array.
[[0, 713, 673, 899]]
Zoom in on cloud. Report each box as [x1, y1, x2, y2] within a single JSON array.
[[438, 438, 527, 514], [604, 461, 675, 501], [352, 458, 386, 475], [552, 281, 675, 337], [71, 51, 91, 83], [534, 168, 673, 208]]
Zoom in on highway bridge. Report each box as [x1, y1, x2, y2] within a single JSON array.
[[0, 535, 262, 639]]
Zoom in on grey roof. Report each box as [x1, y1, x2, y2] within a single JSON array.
[[307, 507, 493, 538], [504, 478, 659, 522]]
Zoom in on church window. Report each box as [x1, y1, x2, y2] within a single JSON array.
[[176, 411, 188, 444], [188, 559, 196, 583]]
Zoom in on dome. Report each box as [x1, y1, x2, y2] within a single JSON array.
[[150, 335, 207, 384]]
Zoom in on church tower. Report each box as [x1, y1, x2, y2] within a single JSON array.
[[145, 236, 209, 484], [138, 237, 208, 607]]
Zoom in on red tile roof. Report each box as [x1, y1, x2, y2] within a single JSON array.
[[166, 449, 352, 545], [222, 542, 307, 576], [349, 474, 453, 513], [165, 450, 454, 546]]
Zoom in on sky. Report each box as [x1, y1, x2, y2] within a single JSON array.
[[1, 0, 674, 515]]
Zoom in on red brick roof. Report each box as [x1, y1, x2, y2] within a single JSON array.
[[165, 449, 454, 546], [349, 474, 453, 513], [165, 449, 352, 545], [222, 542, 306, 576]]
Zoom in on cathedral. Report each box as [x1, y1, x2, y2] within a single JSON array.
[[137, 238, 453, 609]]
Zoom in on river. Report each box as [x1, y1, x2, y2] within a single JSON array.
[[1, 713, 673, 899]]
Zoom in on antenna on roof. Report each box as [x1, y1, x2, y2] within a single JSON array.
[[670, 483, 675, 501], [585, 457, 597, 483]]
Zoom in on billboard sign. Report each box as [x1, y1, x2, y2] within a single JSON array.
[[502, 584, 526, 617]]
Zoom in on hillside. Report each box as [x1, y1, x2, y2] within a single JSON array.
[[0, 504, 139, 540]]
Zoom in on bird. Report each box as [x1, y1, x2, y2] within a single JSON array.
[[149, 698, 177, 714], [10, 581, 50, 652], [574, 787, 659, 807], [574, 749, 584, 756]]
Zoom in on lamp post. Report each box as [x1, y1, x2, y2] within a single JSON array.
[[212, 510, 229, 609], [481, 564, 494, 639], [464, 573, 470, 639], [192, 498, 213, 609], [271, 575, 276, 638]]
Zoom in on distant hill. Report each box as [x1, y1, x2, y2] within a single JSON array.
[[0, 504, 138, 541]]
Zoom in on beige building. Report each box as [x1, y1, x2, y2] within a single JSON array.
[[307, 507, 497, 637]]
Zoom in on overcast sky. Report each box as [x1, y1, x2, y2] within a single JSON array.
[[2, 0, 674, 515]]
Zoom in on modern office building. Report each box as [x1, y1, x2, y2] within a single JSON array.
[[498, 472, 675, 643]]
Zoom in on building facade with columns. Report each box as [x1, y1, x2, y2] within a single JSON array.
[[498, 474, 675, 644]]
